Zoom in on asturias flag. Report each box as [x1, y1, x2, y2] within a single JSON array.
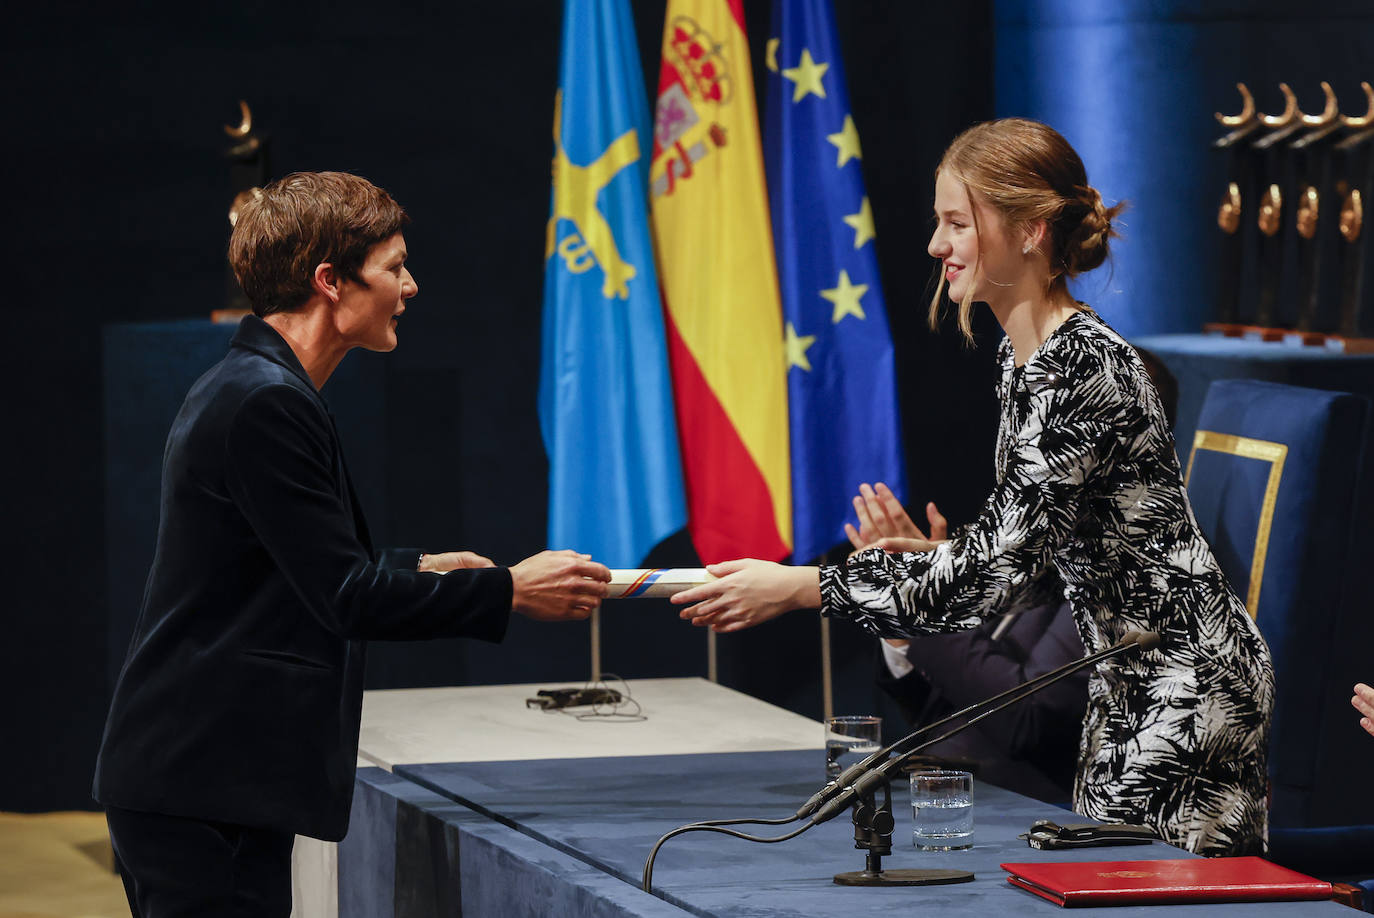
[[539, 0, 687, 568], [764, 0, 906, 563], [651, 0, 792, 564]]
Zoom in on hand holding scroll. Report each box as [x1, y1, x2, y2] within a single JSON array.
[[670, 560, 821, 633]]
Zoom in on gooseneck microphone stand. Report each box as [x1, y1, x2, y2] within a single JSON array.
[[641, 630, 1161, 892]]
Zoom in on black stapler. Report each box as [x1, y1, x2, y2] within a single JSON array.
[[525, 687, 623, 710], [1022, 819, 1158, 850]]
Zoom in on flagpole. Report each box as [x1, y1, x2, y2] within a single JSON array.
[[820, 615, 834, 721], [590, 608, 602, 683], [707, 629, 718, 683]]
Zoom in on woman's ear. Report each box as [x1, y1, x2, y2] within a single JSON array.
[[311, 262, 341, 302], [1022, 220, 1049, 256]]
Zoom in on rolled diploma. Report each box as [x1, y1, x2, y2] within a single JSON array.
[[606, 568, 714, 599]]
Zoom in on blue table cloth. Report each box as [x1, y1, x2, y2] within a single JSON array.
[[338, 749, 1347, 916]]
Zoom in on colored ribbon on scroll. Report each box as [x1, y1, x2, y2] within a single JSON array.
[[607, 569, 715, 599]]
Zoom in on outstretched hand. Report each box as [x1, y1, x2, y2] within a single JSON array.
[[845, 483, 948, 553], [509, 550, 611, 622], [670, 559, 821, 633]]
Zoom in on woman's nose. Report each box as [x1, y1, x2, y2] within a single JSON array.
[[928, 230, 948, 259]]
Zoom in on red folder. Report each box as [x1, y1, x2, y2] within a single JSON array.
[[999, 856, 1332, 907]]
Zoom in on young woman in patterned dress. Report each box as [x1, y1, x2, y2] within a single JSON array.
[[672, 118, 1274, 857]]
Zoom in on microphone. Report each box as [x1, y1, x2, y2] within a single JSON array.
[[1134, 630, 1162, 652], [642, 629, 1161, 891], [794, 628, 1158, 820], [809, 630, 1160, 828]]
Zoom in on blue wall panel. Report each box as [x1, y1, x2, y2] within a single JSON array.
[[996, 0, 1374, 337]]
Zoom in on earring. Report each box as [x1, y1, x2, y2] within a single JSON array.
[[1022, 242, 1033, 255]]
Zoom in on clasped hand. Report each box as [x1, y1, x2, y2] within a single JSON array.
[[670, 559, 819, 633], [671, 482, 945, 634], [419, 548, 610, 622], [509, 550, 611, 622]]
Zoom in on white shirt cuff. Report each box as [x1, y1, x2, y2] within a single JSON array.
[[881, 640, 915, 679]]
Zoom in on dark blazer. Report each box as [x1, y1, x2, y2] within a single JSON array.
[[877, 600, 1088, 805], [94, 316, 512, 841]]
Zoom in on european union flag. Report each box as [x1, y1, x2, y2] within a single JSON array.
[[764, 0, 906, 563], [539, 0, 686, 567]]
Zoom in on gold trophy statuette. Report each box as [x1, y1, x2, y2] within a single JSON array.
[[1259, 184, 1283, 237], [1341, 188, 1363, 243], [1218, 182, 1242, 234], [1296, 185, 1320, 240]]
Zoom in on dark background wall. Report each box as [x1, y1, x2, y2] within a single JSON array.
[[4, 0, 1370, 813], [1, 0, 997, 812]]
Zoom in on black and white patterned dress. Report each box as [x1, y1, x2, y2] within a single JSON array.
[[820, 308, 1273, 856]]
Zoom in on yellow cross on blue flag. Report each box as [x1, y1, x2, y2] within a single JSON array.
[[539, 0, 686, 566], [764, 0, 906, 563]]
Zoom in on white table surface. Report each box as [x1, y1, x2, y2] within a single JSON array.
[[293, 677, 822, 918], [356, 676, 824, 770]]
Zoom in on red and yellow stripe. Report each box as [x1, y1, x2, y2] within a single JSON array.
[[651, 0, 791, 563]]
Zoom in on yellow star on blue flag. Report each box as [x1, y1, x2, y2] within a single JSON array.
[[763, 0, 905, 563]]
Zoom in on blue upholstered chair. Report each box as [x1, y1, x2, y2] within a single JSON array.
[[1185, 379, 1374, 883]]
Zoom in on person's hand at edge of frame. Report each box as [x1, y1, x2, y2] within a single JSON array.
[[670, 559, 820, 633], [509, 550, 611, 621], [845, 484, 948, 552], [1354, 683, 1374, 738], [418, 550, 495, 573]]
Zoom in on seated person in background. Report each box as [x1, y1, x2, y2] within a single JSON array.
[[849, 488, 1085, 805], [1355, 683, 1374, 737]]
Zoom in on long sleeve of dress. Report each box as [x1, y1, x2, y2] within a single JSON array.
[[821, 343, 1130, 638]]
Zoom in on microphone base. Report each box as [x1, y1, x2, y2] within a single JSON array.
[[833, 868, 974, 887]]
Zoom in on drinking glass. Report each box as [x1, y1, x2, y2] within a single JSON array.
[[824, 715, 881, 780], [910, 768, 973, 849]]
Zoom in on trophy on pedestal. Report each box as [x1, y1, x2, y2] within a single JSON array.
[[1286, 83, 1341, 339], [1207, 80, 1374, 351], [1334, 84, 1374, 345], [1211, 83, 1263, 332], [215, 100, 270, 323], [1248, 84, 1303, 335]]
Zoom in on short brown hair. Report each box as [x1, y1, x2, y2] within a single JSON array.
[[929, 119, 1126, 341], [228, 171, 408, 317]]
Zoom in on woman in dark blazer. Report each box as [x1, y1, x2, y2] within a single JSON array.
[[94, 171, 610, 917]]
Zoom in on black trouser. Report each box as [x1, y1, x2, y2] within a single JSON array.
[[105, 805, 295, 918]]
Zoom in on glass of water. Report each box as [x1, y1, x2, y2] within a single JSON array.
[[910, 769, 973, 849], [824, 715, 881, 780]]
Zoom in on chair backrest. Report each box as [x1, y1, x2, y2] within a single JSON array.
[[1187, 379, 1374, 871]]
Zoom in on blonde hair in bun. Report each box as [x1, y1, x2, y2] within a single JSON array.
[[928, 118, 1126, 342]]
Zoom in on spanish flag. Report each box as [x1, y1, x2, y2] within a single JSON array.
[[650, 0, 792, 563]]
